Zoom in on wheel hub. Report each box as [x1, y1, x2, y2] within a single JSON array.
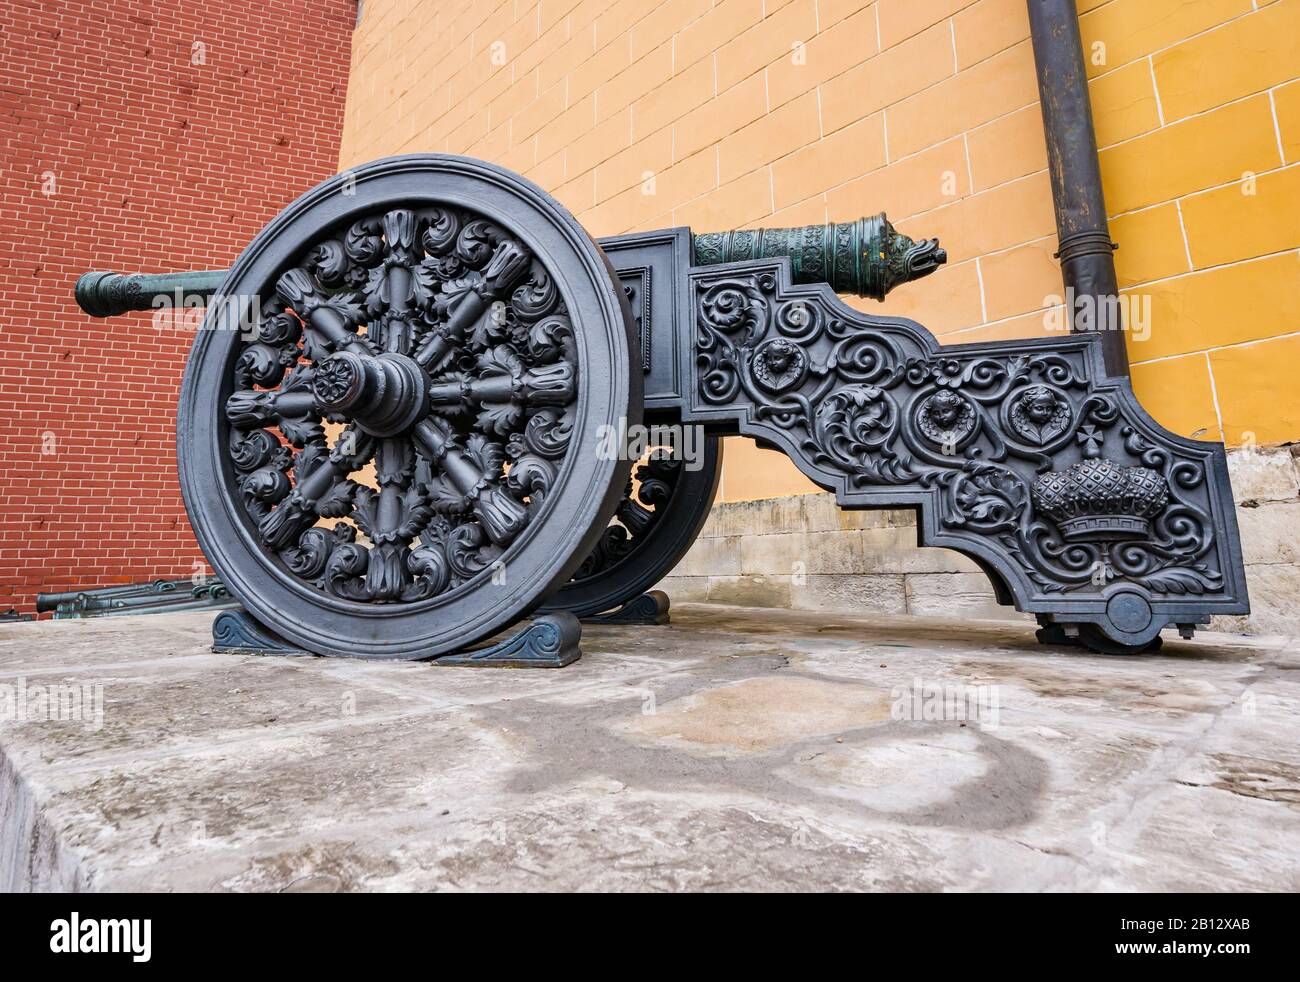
[[312, 350, 430, 437]]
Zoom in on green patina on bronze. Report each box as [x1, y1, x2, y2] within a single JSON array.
[[691, 215, 947, 301], [74, 269, 228, 317], [75, 217, 946, 318]]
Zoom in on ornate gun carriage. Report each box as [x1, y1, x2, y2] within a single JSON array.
[[76, 154, 1247, 660]]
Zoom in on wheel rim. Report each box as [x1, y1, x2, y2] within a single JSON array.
[[544, 434, 722, 617], [178, 155, 639, 658]]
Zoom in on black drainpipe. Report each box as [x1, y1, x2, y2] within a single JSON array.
[[1027, 0, 1129, 377]]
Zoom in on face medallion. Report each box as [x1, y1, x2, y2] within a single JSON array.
[[917, 389, 976, 446], [1008, 384, 1073, 446], [752, 337, 807, 392]]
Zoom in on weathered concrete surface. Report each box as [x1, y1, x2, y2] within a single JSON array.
[[1, 604, 1297, 892]]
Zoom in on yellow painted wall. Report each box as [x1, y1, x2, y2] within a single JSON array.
[[340, 0, 1300, 502]]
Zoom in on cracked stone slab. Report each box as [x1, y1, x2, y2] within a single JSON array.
[[0, 604, 1297, 891]]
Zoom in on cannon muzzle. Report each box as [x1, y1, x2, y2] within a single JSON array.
[[691, 214, 946, 301], [75, 269, 228, 317]]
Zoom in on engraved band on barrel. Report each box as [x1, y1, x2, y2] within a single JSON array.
[[690, 215, 947, 301]]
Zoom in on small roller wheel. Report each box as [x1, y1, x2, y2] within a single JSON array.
[[1076, 624, 1163, 656], [1037, 590, 1166, 656]]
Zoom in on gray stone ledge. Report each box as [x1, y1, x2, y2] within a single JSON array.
[[2, 606, 1296, 892]]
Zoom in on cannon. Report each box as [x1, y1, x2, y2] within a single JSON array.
[[36, 578, 236, 618], [76, 154, 1247, 659]]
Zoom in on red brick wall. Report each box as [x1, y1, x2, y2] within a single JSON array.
[[0, 0, 355, 613]]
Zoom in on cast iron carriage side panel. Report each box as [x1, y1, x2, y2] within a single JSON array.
[[678, 258, 1248, 647]]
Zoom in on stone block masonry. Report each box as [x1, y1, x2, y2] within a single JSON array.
[[659, 490, 1016, 622]]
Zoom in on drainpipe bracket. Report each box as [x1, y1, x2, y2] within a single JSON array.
[[1053, 230, 1119, 263]]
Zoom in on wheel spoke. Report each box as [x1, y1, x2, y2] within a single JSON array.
[[258, 425, 373, 551]]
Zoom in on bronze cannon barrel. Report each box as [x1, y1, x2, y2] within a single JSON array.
[[75, 218, 945, 318], [690, 214, 946, 301], [74, 269, 228, 318], [35, 577, 185, 612]]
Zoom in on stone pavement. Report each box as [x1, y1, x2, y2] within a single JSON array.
[[1, 604, 1296, 891]]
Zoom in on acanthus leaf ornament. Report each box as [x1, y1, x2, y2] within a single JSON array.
[[223, 198, 581, 605], [810, 384, 913, 484], [688, 256, 1242, 642]]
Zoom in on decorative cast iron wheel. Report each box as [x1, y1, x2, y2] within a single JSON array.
[[178, 155, 640, 658], [544, 433, 723, 618]]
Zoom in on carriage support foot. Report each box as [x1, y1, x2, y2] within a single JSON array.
[[581, 591, 671, 626], [433, 612, 582, 668], [212, 608, 311, 656]]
